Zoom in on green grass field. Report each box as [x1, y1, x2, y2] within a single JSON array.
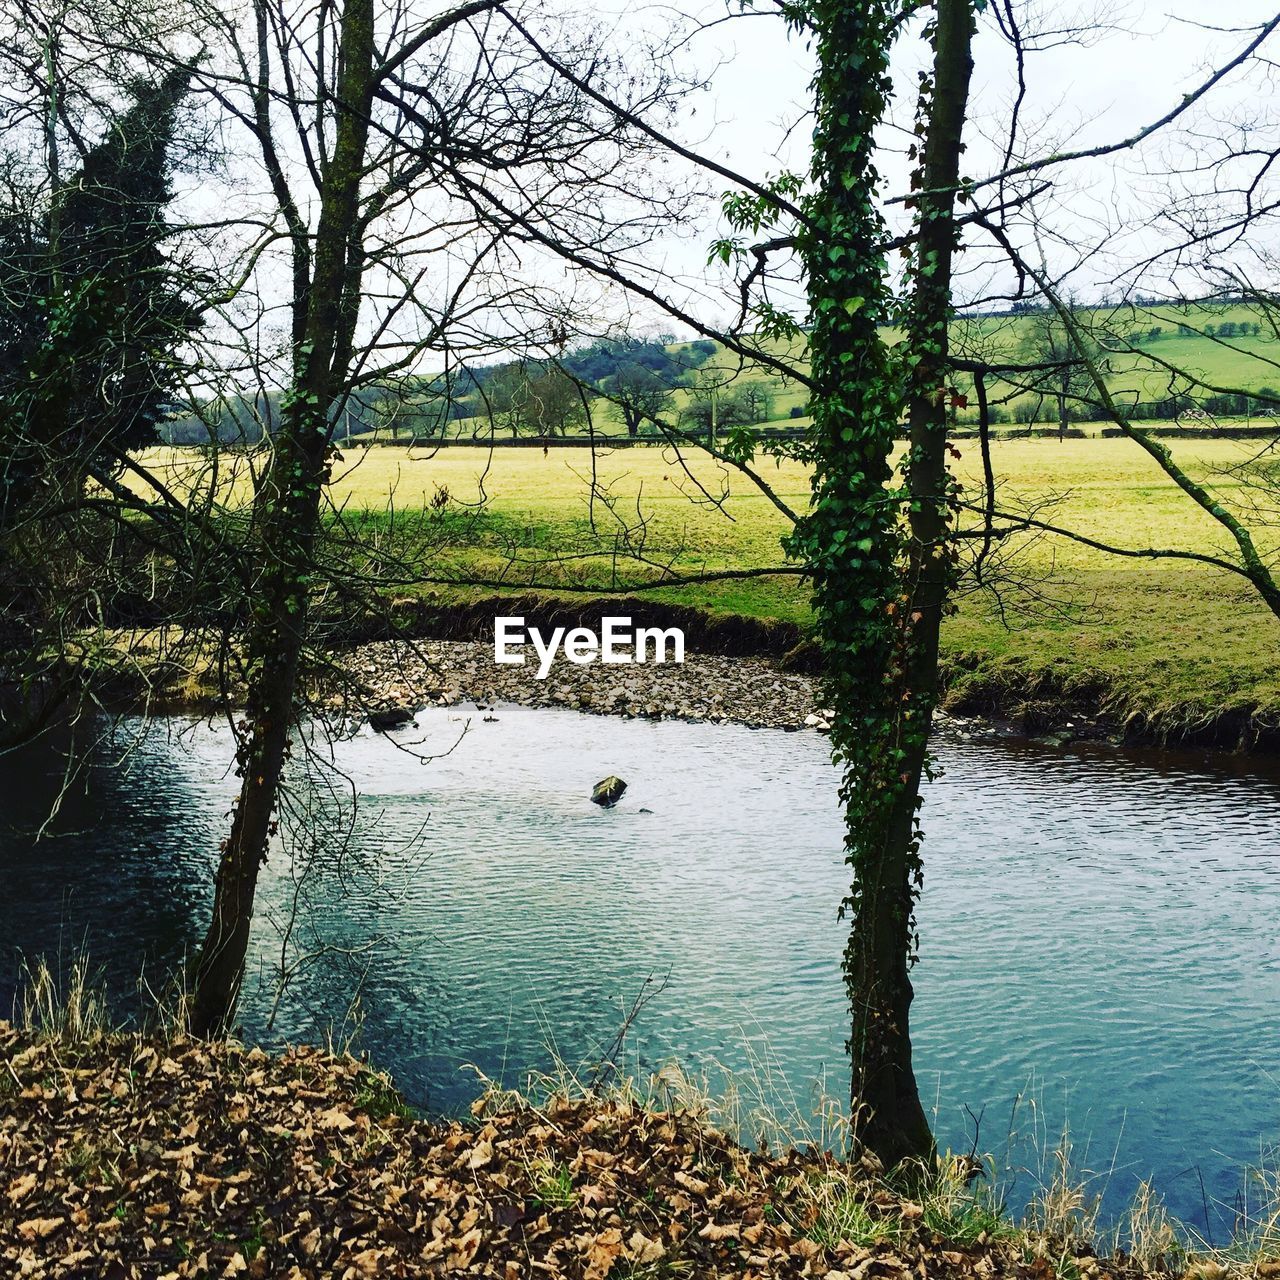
[[379, 302, 1280, 443], [136, 432, 1280, 730], [953, 303, 1280, 405]]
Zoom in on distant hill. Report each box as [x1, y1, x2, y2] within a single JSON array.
[[160, 301, 1280, 448], [160, 387, 387, 446], [950, 300, 1280, 427]]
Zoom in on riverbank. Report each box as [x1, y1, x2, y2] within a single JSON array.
[[0, 1023, 1212, 1280], [126, 441, 1280, 749], [106, 607, 1275, 752], [335, 591, 1278, 751], [349, 636, 824, 731], [342, 636, 1086, 752]]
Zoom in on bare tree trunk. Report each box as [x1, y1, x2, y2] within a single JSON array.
[[42, 14, 62, 296], [189, 0, 375, 1037]]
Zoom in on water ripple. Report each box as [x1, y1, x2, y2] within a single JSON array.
[[2, 708, 1278, 1230]]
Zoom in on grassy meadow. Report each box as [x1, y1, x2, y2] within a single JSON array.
[[373, 302, 1280, 443], [952, 303, 1280, 408], [135, 430, 1280, 730]]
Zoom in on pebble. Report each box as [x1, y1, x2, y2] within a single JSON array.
[[345, 639, 824, 731], [340, 643, 1065, 745]]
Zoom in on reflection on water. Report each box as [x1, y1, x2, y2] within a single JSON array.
[[2, 705, 1278, 1230]]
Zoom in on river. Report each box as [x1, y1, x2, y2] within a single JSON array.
[[2, 704, 1278, 1233]]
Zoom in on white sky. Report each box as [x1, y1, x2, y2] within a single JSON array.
[[164, 0, 1280, 381], [686, 2, 1280, 191], [626, 1, 1280, 313]]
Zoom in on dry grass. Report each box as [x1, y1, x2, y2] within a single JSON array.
[[11, 955, 191, 1046], [15, 955, 110, 1044], [470, 1039, 1280, 1279]]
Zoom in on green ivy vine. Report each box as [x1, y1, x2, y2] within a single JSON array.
[[779, 0, 942, 1117]]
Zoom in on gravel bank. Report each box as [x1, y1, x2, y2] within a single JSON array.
[[345, 639, 830, 731]]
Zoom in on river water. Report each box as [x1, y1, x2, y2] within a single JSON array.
[[2, 704, 1278, 1232]]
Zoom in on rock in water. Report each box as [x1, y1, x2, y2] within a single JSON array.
[[369, 707, 415, 732], [591, 776, 627, 808]]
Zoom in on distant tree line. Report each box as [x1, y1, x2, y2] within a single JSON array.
[[161, 389, 383, 445], [158, 316, 1277, 444], [1003, 291, 1270, 316], [280, 335, 774, 442], [961, 388, 1280, 427]]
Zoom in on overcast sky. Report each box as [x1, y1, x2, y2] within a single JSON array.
[[169, 1, 1280, 376], [682, 2, 1280, 190], [590, 2, 1277, 314]]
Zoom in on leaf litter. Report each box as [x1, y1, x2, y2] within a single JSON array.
[[0, 1024, 1179, 1279]]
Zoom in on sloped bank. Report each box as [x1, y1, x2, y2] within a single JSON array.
[[0, 1024, 1180, 1280], [71, 591, 1280, 752], [939, 650, 1280, 754], [336, 593, 1280, 752], [340, 592, 814, 664]]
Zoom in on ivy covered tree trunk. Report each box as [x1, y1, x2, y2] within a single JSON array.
[[1, 67, 197, 533], [887, 0, 975, 1158], [795, 0, 974, 1170], [188, 0, 376, 1038]]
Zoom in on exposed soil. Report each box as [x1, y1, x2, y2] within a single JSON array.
[[70, 591, 1280, 753], [340, 594, 814, 665]]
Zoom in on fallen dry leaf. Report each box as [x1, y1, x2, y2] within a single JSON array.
[[0, 1022, 1186, 1280], [316, 1106, 356, 1131], [17, 1216, 64, 1241], [7, 1172, 37, 1203], [698, 1220, 741, 1241], [583, 1227, 624, 1280], [627, 1230, 665, 1264]]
